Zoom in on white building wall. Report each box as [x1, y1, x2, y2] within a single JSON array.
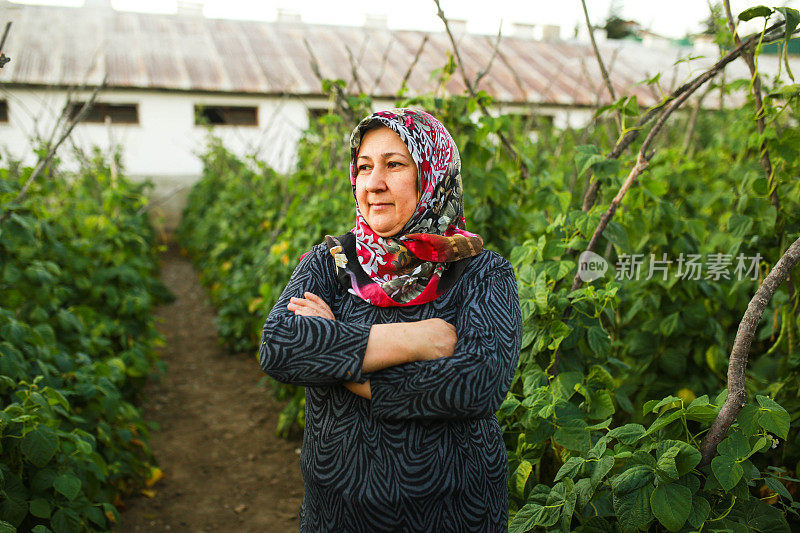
[[0, 87, 318, 231], [0, 88, 593, 232]]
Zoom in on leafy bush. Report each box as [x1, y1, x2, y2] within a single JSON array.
[[179, 16, 800, 527], [0, 148, 173, 532]]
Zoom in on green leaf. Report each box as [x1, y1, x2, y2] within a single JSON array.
[[726, 213, 753, 240], [765, 476, 793, 501], [645, 396, 682, 415], [552, 372, 582, 401], [513, 460, 533, 496], [574, 478, 596, 511], [53, 473, 82, 501], [687, 495, 711, 528], [651, 482, 691, 531], [768, 84, 800, 99], [775, 8, 800, 45], [51, 508, 81, 533], [586, 390, 615, 420], [655, 445, 680, 482], [498, 396, 521, 418], [509, 501, 545, 533], [590, 455, 615, 489], [574, 145, 605, 176], [21, 425, 59, 468], [718, 430, 749, 460], [737, 404, 760, 436], [29, 498, 51, 519], [553, 419, 590, 453], [738, 5, 773, 20], [659, 312, 680, 336], [752, 177, 770, 196], [608, 423, 645, 445], [685, 396, 719, 424], [744, 498, 791, 532], [612, 465, 655, 531], [554, 457, 584, 483], [0, 521, 15, 533], [603, 221, 629, 252], [711, 454, 743, 491], [586, 326, 612, 359], [573, 516, 613, 533], [644, 409, 683, 436], [756, 395, 790, 439]]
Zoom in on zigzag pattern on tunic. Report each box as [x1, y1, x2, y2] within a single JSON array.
[[259, 243, 523, 533]]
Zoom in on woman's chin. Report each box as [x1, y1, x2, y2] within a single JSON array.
[[366, 216, 399, 237]]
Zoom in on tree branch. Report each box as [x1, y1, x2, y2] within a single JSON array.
[[345, 43, 366, 95], [303, 38, 355, 123], [700, 236, 800, 465], [547, 19, 793, 376], [580, 20, 792, 213], [1, 76, 107, 223], [580, 0, 621, 133], [473, 23, 502, 88], [398, 34, 428, 96], [433, 0, 530, 180], [722, 0, 797, 318], [0, 21, 11, 68]]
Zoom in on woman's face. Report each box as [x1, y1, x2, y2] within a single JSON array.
[[354, 126, 420, 238]]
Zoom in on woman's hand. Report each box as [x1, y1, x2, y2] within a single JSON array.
[[343, 380, 371, 399], [287, 293, 371, 397], [413, 318, 458, 361], [287, 292, 335, 320]]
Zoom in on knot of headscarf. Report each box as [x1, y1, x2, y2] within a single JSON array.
[[327, 108, 483, 307]]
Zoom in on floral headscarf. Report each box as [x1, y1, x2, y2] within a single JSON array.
[[325, 108, 483, 307]]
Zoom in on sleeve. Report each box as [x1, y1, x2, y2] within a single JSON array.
[[258, 244, 373, 387], [367, 261, 522, 420]]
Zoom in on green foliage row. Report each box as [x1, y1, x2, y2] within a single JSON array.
[[0, 149, 173, 532], [178, 21, 800, 529]]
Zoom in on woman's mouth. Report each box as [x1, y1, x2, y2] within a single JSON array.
[[371, 203, 392, 211]]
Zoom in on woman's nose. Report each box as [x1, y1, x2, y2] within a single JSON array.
[[364, 164, 388, 192]]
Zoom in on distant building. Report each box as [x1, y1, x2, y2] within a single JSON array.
[[0, 1, 796, 229]]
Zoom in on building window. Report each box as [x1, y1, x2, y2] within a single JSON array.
[[0, 101, 7, 123], [68, 102, 139, 124], [194, 105, 258, 126]]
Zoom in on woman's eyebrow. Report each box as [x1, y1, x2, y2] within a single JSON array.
[[357, 152, 409, 160]]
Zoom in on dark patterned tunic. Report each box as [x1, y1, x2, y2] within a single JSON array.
[[259, 242, 522, 532]]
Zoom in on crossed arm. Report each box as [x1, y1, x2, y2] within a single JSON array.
[[286, 292, 456, 399], [259, 246, 522, 420]]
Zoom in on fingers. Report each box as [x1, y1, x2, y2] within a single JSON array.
[[304, 292, 327, 306], [302, 292, 334, 319], [290, 306, 328, 317], [287, 294, 335, 320]]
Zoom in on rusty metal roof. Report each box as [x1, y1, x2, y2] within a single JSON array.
[[0, 3, 795, 107]]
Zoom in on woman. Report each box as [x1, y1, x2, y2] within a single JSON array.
[[259, 108, 522, 532]]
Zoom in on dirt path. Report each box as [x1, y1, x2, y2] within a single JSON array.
[[116, 243, 304, 532]]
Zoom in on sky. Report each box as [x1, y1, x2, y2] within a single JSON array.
[[9, 0, 800, 39]]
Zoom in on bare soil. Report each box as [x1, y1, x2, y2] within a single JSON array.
[[115, 243, 304, 533]]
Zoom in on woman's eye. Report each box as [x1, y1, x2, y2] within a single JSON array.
[[358, 164, 371, 172], [388, 161, 402, 168]]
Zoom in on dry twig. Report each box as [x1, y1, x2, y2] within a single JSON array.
[[580, 0, 621, 132], [398, 34, 429, 95], [700, 236, 800, 465], [0, 21, 11, 68], [433, 0, 530, 180], [722, 0, 797, 314], [579, 20, 792, 213], [1, 76, 107, 223], [473, 24, 502, 88]]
